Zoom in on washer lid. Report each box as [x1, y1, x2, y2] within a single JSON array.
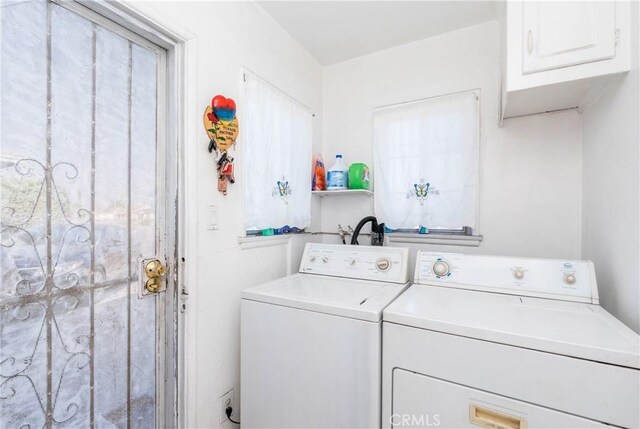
[[242, 273, 409, 322], [383, 285, 640, 369]]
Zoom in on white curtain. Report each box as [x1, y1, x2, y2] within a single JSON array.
[[373, 91, 479, 230], [243, 72, 313, 231]]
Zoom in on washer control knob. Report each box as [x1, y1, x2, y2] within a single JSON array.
[[564, 273, 577, 285], [322, 256, 329, 263], [310, 256, 317, 262], [376, 258, 391, 272], [349, 258, 357, 266], [513, 269, 525, 280], [432, 261, 450, 277]]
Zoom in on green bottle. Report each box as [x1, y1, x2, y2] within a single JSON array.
[[348, 163, 370, 190]]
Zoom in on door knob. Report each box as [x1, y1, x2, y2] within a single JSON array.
[[144, 259, 166, 293], [145, 259, 166, 278]]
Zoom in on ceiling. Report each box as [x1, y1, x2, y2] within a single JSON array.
[[258, 1, 500, 66]]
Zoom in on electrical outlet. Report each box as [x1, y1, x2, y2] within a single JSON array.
[[219, 389, 234, 424]]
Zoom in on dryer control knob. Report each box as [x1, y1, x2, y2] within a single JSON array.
[[514, 269, 525, 280], [564, 273, 576, 285], [376, 258, 391, 272], [433, 261, 450, 277]]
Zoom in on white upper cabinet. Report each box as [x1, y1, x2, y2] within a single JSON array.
[[522, 2, 616, 74], [502, 1, 630, 119]]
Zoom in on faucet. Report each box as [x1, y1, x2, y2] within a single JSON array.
[[338, 224, 351, 244]]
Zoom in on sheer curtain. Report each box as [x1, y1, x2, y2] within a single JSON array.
[[243, 72, 313, 231], [373, 91, 479, 230]]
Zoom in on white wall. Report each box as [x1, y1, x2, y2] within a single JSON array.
[[321, 21, 583, 261], [140, 2, 322, 427], [581, 3, 639, 333]]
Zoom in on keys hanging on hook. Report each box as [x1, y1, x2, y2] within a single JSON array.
[[218, 175, 228, 195], [216, 152, 235, 195], [217, 151, 228, 168], [221, 158, 235, 184], [208, 139, 218, 154]]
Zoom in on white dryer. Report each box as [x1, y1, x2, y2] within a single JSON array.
[[241, 243, 410, 428], [382, 251, 640, 429]]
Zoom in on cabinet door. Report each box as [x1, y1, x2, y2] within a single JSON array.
[[523, 1, 616, 74], [392, 369, 617, 428]]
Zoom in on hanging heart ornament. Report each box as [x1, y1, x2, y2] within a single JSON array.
[[203, 107, 239, 152], [215, 117, 239, 151], [203, 106, 219, 141], [212, 95, 236, 125]]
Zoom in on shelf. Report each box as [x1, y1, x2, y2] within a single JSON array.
[[312, 189, 373, 198]]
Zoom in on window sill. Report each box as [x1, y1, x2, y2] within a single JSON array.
[[386, 233, 483, 247], [238, 233, 309, 250]]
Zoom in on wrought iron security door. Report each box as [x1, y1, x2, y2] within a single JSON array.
[[0, 1, 171, 428]]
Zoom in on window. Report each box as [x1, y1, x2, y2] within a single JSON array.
[[373, 91, 479, 232], [242, 71, 313, 233]]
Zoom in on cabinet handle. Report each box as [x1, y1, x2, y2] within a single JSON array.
[[470, 404, 526, 429], [527, 30, 533, 55]]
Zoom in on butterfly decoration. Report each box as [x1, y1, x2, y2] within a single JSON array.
[[203, 94, 240, 195], [406, 181, 438, 205], [273, 177, 292, 203], [414, 183, 430, 199]]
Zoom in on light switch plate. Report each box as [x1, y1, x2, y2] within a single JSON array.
[[208, 204, 219, 230]]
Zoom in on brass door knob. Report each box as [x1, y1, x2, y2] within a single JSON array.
[[144, 259, 166, 293], [145, 259, 166, 278], [145, 277, 162, 293]]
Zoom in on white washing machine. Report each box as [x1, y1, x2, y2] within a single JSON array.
[[382, 251, 640, 429], [241, 243, 410, 428]]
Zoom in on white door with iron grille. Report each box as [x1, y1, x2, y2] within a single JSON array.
[[0, 0, 176, 427]]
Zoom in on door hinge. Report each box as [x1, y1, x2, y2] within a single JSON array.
[[180, 286, 189, 312], [180, 286, 188, 313], [178, 257, 189, 312]]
